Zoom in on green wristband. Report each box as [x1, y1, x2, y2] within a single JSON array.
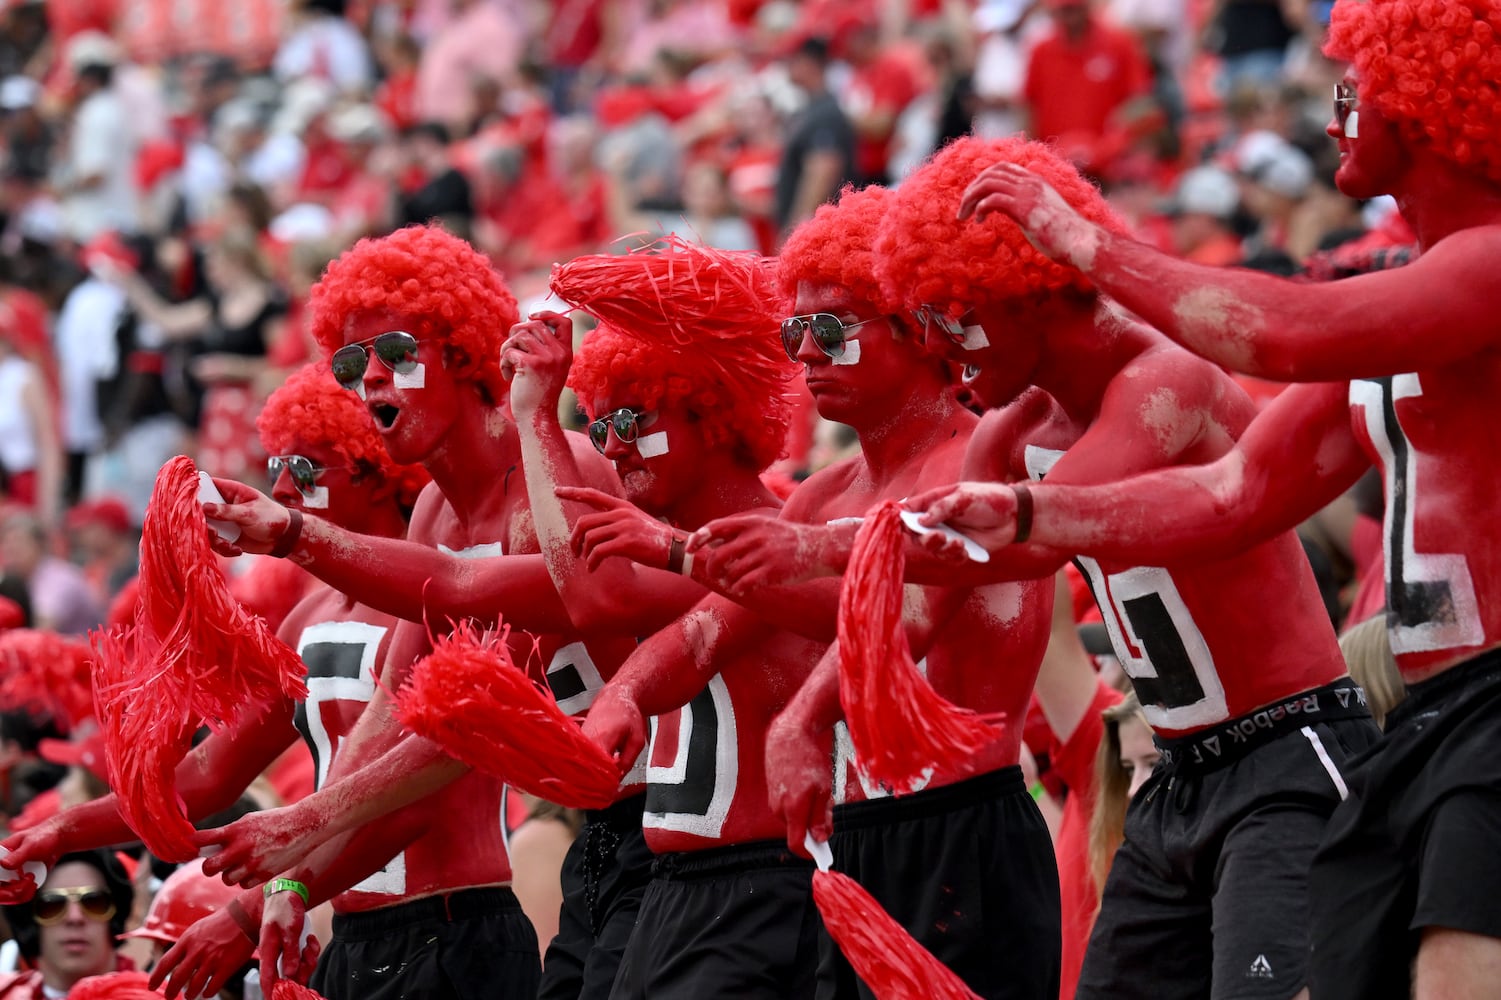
[[263, 877, 310, 905], [1028, 782, 1046, 802]]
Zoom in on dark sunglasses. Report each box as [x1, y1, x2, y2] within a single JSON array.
[[1334, 82, 1358, 132], [268, 454, 347, 498], [779, 313, 886, 362], [34, 887, 116, 926], [911, 305, 970, 345], [330, 331, 420, 390], [588, 408, 651, 454]]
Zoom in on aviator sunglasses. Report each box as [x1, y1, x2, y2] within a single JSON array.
[[330, 331, 421, 391], [1334, 82, 1358, 133], [268, 455, 348, 499], [911, 305, 972, 346], [779, 313, 887, 363], [34, 886, 116, 926], [588, 408, 652, 454]]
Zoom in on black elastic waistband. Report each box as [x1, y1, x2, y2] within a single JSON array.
[[1389, 645, 1501, 729], [651, 839, 812, 880], [586, 791, 647, 830], [331, 886, 519, 940], [831, 765, 1025, 832], [1155, 678, 1371, 773]]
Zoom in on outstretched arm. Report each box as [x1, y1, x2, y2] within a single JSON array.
[[204, 482, 575, 633], [913, 381, 1370, 564], [502, 313, 707, 635], [960, 162, 1501, 381]]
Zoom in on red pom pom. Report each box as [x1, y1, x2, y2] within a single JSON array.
[[0, 595, 22, 630], [0, 629, 94, 728], [837, 502, 1006, 792], [395, 620, 621, 809], [813, 869, 980, 1000], [272, 981, 330, 1000], [67, 971, 165, 1000], [92, 456, 309, 861]]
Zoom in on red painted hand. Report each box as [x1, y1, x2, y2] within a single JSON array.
[[581, 685, 648, 775], [201, 477, 291, 558], [765, 711, 834, 858], [0, 822, 61, 902], [501, 311, 575, 420], [904, 483, 1020, 554], [259, 888, 319, 990], [685, 514, 839, 594], [956, 162, 1099, 267], [197, 805, 320, 889], [149, 908, 254, 1000], [557, 486, 674, 572]]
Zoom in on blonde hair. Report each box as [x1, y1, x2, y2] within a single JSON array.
[[1088, 690, 1147, 904], [1338, 615, 1405, 729]]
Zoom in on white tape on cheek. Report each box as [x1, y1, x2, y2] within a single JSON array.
[[353, 381, 367, 401], [301, 485, 330, 509], [393, 362, 426, 389], [636, 431, 670, 458], [1345, 110, 1359, 138], [960, 324, 989, 351], [832, 340, 861, 366]]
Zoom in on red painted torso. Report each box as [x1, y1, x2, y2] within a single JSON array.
[[1347, 360, 1501, 680]]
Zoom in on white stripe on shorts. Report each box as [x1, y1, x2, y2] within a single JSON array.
[[1301, 725, 1349, 801]]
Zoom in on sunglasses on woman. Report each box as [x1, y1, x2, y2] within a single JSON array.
[[330, 331, 421, 391], [779, 313, 887, 363], [268, 455, 347, 498], [588, 408, 651, 454], [1334, 82, 1358, 133], [34, 887, 116, 926]]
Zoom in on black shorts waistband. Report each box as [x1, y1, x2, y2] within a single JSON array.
[[1388, 645, 1501, 729], [585, 791, 647, 830], [331, 886, 520, 940], [651, 839, 812, 880], [1155, 678, 1371, 773], [831, 765, 1025, 832]]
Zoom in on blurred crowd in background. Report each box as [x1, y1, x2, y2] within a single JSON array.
[[0, 0, 1404, 687]]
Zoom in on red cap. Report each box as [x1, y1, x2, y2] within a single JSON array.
[[38, 729, 109, 783], [66, 496, 133, 534], [123, 859, 241, 945]]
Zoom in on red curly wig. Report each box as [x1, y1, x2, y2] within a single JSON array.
[[307, 225, 519, 404], [257, 363, 431, 510], [875, 137, 1128, 319], [1326, 0, 1501, 184], [556, 237, 798, 471], [778, 185, 903, 315]]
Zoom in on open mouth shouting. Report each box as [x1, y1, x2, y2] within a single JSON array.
[[371, 402, 401, 430]]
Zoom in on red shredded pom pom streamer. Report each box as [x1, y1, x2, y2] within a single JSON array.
[[272, 981, 330, 1000], [0, 629, 95, 729], [395, 620, 621, 809], [92, 456, 309, 861], [837, 501, 1006, 793], [813, 869, 981, 1000], [67, 971, 166, 999]]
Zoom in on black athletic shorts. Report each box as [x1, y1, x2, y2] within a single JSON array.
[[818, 766, 1061, 1000], [1078, 678, 1379, 1000], [1309, 648, 1501, 1000], [608, 839, 818, 1000], [538, 793, 653, 1000], [310, 886, 539, 1000]]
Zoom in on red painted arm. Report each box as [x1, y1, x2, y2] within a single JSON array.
[[604, 594, 765, 717]]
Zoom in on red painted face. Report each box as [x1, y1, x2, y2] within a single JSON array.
[[790, 282, 918, 425], [590, 394, 708, 515], [343, 309, 463, 467], [1327, 76, 1408, 201], [269, 435, 382, 530]]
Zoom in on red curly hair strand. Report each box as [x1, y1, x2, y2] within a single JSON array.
[[1326, 0, 1501, 184], [257, 363, 431, 510], [307, 225, 519, 404], [777, 185, 904, 316]]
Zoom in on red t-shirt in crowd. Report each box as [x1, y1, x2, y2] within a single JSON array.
[[1024, 19, 1149, 151], [844, 50, 924, 181], [1049, 679, 1125, 1000]]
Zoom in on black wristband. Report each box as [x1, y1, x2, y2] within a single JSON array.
[[226, 898, 258, 942], [667, 534, 687, 574], [1013, 483, 1034, 545], [268, 509, 304, 559]]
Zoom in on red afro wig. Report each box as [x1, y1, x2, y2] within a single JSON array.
[[1326, 0, 1501, 183], [778, 185, 903, 315], [307, 225, 519, 404], [875, 136, 1128, 318], [257, 363, 431, 510], [556, 237, 798, 471]]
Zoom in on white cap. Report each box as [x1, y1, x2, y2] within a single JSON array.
[[0, 76, 38, 111], [66, 30, 122, 71], [975, 0, 1031, 32], [1235, 131, 1313, 199], [327, 103, 389, 144], [1166, 165, 1240, 219]]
